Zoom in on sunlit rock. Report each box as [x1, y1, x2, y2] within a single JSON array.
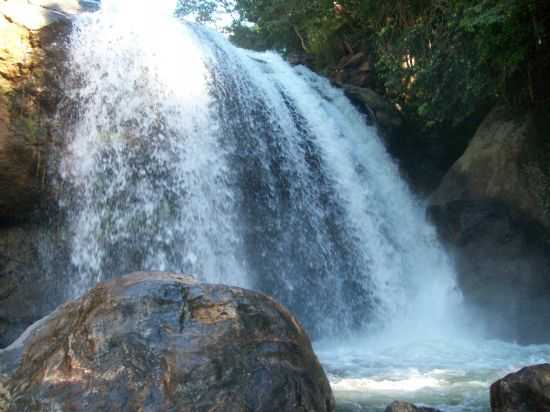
[[0, 1, 74, 222], [0, 1, 75, 347], [0, 272, 335, 412]]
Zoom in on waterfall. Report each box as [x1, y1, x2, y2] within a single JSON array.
[[56, 0, 462, 339]]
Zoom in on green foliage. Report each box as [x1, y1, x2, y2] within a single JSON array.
[[178, 0, 544, 135], [358, 0, 538, 131], [176, 0, 233, 23]]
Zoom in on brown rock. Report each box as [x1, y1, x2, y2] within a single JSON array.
[[341, 52, 366, 69], [0, 272, 335, 412], [490, 364, 550, 412], [0, 3, 74, 347], [332, 52, 376, 89], [342, 85, 402, 132], [0, 8, 72, 222], [0, 14, 41, 221]]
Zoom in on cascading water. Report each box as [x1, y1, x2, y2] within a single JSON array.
[[59, 0, 462, 337], [53, 1, 550, 411]]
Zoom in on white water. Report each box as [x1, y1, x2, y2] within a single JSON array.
[[61, 0, 248, 292], [317, 338, 550, 411], [55, 1, 550, 410]]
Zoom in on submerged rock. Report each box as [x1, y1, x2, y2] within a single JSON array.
[[0, 272, 335, 412], [385, 401, 442, 412], [490, 364, 550, 412]]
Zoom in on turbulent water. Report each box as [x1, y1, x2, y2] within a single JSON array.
[[317, 338, 550, 411], [54, 1, 550, 410]]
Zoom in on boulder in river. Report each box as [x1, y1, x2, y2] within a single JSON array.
[[429, 106, 550, 343], [0, 272, 335, 412], [490, 364, 550, 412], [430, 106, 550, 229], [385, 400, 442, 412]]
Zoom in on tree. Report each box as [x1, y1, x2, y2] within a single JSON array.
[[178, 0, 547, 135]]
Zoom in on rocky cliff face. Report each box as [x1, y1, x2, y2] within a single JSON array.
[[430, 107, 550, 229], [0, 272, 335, 412], [429, 106, 550, 343], [0, 1, 97, 222], [0, 0, 88, 347], [1, 9, 55, 222]]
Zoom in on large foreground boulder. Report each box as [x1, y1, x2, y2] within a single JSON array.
[[490, 364, 550, 412], [429, 106, 550, 343], [0, 272, 335, 412]]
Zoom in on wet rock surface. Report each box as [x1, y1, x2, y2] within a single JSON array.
[[0, 0, 75, 347], [0, 221, 69, 348], [429, 198, 550, 343], [384, 401, 442, 412], [0, 272, 335, 412], [0, 3, 73, 222], [490, 364, 550, 412]]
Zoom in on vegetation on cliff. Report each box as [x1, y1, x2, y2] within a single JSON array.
[[179, 0, 549, 139]]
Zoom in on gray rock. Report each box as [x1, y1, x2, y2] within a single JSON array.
[[428, 106, 550, 343], [0, 222, 69, 348], [343, 84, 403, 132], [385, 400, 442, 412], [0, 0, 74, 346], [490, 364, 550, 412], [431, 106, 550, 229], [0, 272, 335, 412]]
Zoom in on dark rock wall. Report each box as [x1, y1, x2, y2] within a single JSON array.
[[429, 107, 550, 343], [0, 5, 73, 347]]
